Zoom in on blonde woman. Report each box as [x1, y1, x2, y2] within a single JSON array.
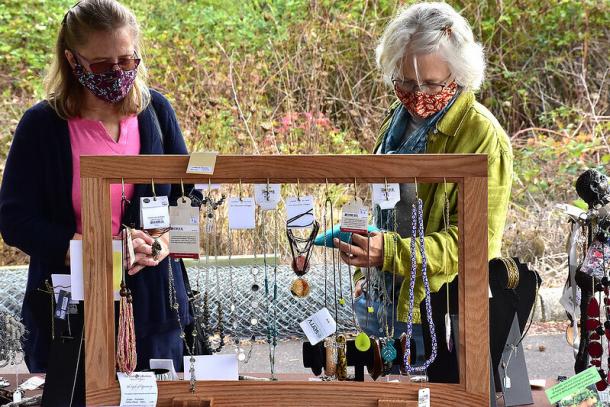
[[0, 0, 192, 374], [336, 2, 513, 382]]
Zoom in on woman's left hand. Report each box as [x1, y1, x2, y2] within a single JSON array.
[[128, 230, 169, 275], [333, 232, 384, 268]]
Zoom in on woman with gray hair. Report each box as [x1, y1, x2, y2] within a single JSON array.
[[335, 2, 513, 382]]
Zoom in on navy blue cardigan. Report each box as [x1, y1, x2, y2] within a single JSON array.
[[0, 90, 191, 371]]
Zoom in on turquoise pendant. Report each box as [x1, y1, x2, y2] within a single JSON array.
[[381, 340, 397, 362]]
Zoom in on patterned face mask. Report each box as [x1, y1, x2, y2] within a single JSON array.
[[73, 63, 137, 104], [395, 81, 458, 119]]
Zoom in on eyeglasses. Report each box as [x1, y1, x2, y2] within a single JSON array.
[[73, 50, 140, 74], [392, 73, 453, 94]]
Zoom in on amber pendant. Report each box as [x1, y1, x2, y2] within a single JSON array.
[[290, 278, 310, 298]]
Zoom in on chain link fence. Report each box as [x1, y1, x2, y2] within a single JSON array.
[[0, 264, 359, 338]]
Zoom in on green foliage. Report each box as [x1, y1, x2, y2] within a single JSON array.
[[0, 0, 607, 265]]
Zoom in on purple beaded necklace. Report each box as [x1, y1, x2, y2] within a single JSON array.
[[403, 196, 438, 373]]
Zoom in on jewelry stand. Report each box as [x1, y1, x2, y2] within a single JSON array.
[[80, 154, 489, 406]]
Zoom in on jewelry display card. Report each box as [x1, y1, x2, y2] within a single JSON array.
[[299, 307, 337, 345], [184, 355, 239, 381], [169, 197, 200, 259], [254, 183, 281, 210], [499, 313, 533, 406], [70, 240, 122, 301], [140, 196, 170, 229], [286, 196, 315, 229], [371, 183, 400, 210], [340, 198, 369, 233], [228, 197, 256, 230], [117, 372, 158, 406]]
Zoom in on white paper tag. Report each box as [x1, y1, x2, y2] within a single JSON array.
[[340, 198, 369, 233], [504, 375, 512, 389], [140, 196, 170, 229], [228, 197, 256, 230], [299, 307, 337, 345], [254, 184, 282, 210], [149, 359, 178, 381], [184, 354, 239, 381], [418, 388, 430, 407], [12, 390, 21, 403], [371, 183, 400, 210], [117, 372, 158, 406], [70, 240, 123, 301], [286, 196, 315, 229], [169, 197, 200, 259], [195, 183, 221, 191], [19, 376, 45, 391]]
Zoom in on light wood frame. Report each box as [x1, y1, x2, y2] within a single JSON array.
[[80, 154, 489, 406]]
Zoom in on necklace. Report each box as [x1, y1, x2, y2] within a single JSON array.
[[201, 192, 225, 354], [287, 221, 319, 298], [262, 206, 279, 378], [323, 190, 338, 378], [346, 235, 371, 352], [442, 179, 453, 353], [380, 205, 398, 375], [403, 188, 437, 374], [116, 184, 137, 374]]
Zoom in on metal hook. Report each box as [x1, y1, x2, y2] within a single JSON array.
[[325, 178, 330, 199], [151, 179, 156, 200], [180, 179, 186, 203], [121, 178, 126, 200], [414, 177, 418, 197], [353, 178, 358, 199], [239, 179, 243, 201], [296, 179, 301, 201], [207, 179, 213, 198]]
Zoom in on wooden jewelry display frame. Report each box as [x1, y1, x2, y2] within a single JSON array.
[[80, 154, 489, 406]]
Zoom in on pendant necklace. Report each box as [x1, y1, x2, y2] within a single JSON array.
[[442, 179, 453, 353], [202, 191, 225, 354], [286, 219, 319, 298], [380, 199, 398, 376], [262, 204, 279, 379], [403, 181, 437, 374], [322, 186, 338, 378], [347, 235, 371, 352], [116, 179, 137, 374]]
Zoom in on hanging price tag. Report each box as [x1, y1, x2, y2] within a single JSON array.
[[169, 197, 200, 259], [418, 388, 430, 407], [340, 198, 369, 233], [371, 183, 400, 210], [286, 196, 315, 229], [140, 196, 170, 229], [299, 307, 337, 345], [228, 197, 256, 230], [254, 184, 282, 210]]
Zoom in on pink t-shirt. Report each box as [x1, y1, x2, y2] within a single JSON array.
[[69, 116, 140, 236]]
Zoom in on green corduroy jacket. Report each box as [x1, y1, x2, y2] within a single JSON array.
[[357, 90, 513, 323]]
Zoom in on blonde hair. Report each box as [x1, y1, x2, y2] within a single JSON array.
[[376, 2, 486, 91], [44, 0, 150, 119]]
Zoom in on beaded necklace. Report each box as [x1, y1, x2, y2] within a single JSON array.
[[442, 179, 453, 353], [262, 204, 279, 379], [403, 184, 437, 374], [116, 180, 137, 374]]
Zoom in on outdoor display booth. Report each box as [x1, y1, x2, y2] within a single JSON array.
[[79, 153, 489, 406]]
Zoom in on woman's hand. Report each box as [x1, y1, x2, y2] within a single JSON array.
[[333, 232, 384, 268], [127, 230, 168, 275]]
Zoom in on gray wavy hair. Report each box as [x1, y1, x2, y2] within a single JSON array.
[[376, 2, 485, 91]]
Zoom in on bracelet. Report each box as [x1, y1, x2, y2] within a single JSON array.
[[500, 257, 519, 289]]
